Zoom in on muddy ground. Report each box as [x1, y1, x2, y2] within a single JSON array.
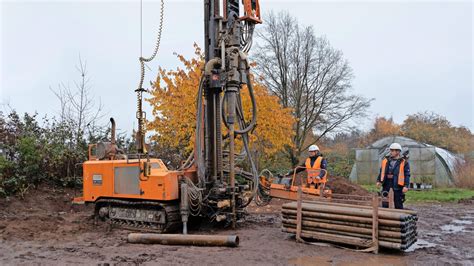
[[0, 186, 473, 265]]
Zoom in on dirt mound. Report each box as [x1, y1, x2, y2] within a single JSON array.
[[246, 198, 290, 214], [0, 185, 96, 241], [291, 172, 369, 196], [327, 176, 369, 196], [1, 185, 76, 213]]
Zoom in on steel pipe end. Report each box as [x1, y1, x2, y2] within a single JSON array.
[[228, 235, 239, 247]]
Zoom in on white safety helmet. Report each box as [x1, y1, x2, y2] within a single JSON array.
[[389, 143, 402, 151], [308, 145, 319, 152]]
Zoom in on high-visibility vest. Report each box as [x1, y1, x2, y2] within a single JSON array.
[[305, 156, 323, 170], [305, 157, 327, 183], [380, 158, 406, 186]]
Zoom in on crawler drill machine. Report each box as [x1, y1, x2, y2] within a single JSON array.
[[74, 0, 263, 232]]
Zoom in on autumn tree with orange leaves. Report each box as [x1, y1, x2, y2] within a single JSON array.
[[361, 117, 401, 146], [360, 114, 472, 154], [147, 44, 295, 168]]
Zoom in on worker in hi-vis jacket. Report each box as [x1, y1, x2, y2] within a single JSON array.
[[376, 143, 411, 209], [286, 145, 328, 187]]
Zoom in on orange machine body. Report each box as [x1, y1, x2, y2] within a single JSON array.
[[82, 159, 180, 203]]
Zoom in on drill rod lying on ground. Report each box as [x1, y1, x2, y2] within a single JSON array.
[[127, 233, 239, 247]]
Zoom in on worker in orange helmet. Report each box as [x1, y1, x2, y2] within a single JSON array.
[[376, 143, 411, 209], [286, 145, 328, 187]]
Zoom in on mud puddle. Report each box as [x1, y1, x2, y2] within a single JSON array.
[[440, 224, 466, 233], [439, 216, 473, 234], [404, 239, 437, 252], [452, 219, 472, 225]]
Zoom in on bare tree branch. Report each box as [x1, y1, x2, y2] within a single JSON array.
[[50, 55, 104, 147], [254, 11, 372, 165]]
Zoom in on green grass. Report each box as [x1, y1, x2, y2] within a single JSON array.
[[361, 185, 474, 203]]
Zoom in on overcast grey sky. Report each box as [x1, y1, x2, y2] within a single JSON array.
[[1, 0, 473, 135]]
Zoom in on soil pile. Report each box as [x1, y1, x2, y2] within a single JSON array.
[[327, 176, 370, 196], [0, 185, 96, 241], [292, 172, 369, 196]]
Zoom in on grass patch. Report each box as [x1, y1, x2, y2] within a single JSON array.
[[405, 188, 474, 203], [361, 185, 474, 203]]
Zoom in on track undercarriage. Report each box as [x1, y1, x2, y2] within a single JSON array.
[[94, 199, 181, 233]]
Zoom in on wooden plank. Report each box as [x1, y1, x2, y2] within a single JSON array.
[[296, 185, 303, 242], [389, 188, 395, 209], [372, 194, 379, 254]]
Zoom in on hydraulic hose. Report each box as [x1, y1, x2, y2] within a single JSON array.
[[237, 132, 259, 208], [255, 169, 273, 206]]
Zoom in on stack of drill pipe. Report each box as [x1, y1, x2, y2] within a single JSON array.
[[281, 201, 418, 251]]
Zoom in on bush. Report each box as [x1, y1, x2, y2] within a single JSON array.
[[17, 136, 43, 184], [455, 159, 474, 189], [0, 111, 105, 197], [0, 156, 17, 197], [326, 151, 355, 177]]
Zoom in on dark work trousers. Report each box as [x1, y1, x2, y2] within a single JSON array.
[[382, 179, 404, 209]]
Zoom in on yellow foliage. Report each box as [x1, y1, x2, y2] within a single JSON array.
[[362, 116, 401, 146], [146, 44, 295, 157]]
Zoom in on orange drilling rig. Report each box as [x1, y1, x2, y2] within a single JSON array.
[[74, 0, 263, 233]]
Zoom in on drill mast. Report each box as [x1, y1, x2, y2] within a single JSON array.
[[196, 0, 261, 226]]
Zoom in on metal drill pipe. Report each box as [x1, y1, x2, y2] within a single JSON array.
[[282, 213, 416, 230], [281, 209, 412, 227], [378, 236, 417, 245], [282, 214, 416, 232], [379, 240, 413, 250], [180, 183, 189, 235], [283, 202, 414, 220], [282, 228, 373, 248], [282, 212, 416, 227], [282, 218, 417, 235], [282, 224, 417, 243], [282, 204, 412, 221], [282, 216, 417, 236], [282, 219, 413, 239], [226, 90, 237, 229], [127, 233, 239, 247], [300, 200, 418, 216], [284, 224, 418, 243], [283, 228, 415, 250]]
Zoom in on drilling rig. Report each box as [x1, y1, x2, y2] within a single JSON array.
[[74, 0, 262, 232]]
